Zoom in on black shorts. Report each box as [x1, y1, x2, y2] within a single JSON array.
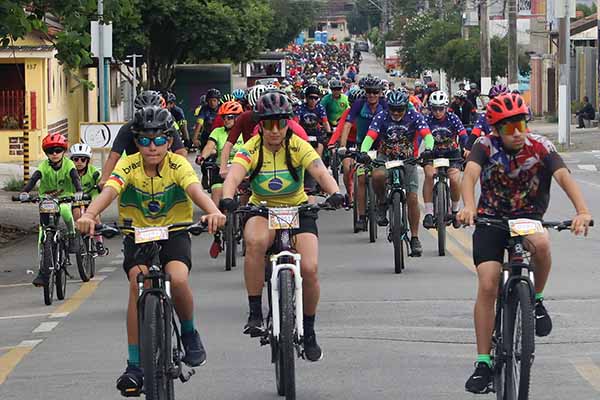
[[425, 148, 463, 169], [122, 230, 192, 275], [242, 208, 319, 237]]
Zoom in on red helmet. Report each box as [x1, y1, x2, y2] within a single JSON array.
[[485, 93, 529, 126], [218, 101, 243, 116], [42, 133, 68, 150]]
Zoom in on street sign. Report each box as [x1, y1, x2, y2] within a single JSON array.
[[90, 21, 113, 58], [79, 122, 123, 149]]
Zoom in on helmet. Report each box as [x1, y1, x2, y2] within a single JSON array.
[[265, 84, 278, 92], [255, 92, 293, 120], [218, 100, 243, 116], [42, 133, 68, 151], [317, 77, 328, 87], [511, 89, 521, 94], [304, 85, 321, 98], [70, 143, 92, 159], [133, 106, 175, 135], [381, 79, 390, 89], [134, 90, 162, 109], [358, 77, 367, 88], [232, 89, 246, 101], [348, 87, 365, 104], [427, 81, 438, 88], [363, 77, 382, 90], [220, 93, 235, 104], [428, 90, 449, 107], [329, 79, 343, 89], [455, 90, 467, 99], [199, 94, 207, 106], [485, 93, 529, 126], [470, 82, 478, 89], [414, 80, 424, 88], [386, 90, 409, 107], [280, 80, 291, 88], [247, 85, 267, 107], [165, 92, 176, 103], [488, 84, 508, 98], [206, 88, 221, 100]]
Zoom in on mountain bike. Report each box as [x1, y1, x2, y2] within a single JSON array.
[[472, 217, 593, 400], [73, 197, 108, 282], [236, 203, 332, 400], [96, 221, 207, 400], [347, 150, 378, 242]]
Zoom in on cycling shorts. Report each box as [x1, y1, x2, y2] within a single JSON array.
[[374, 154, 419, 194], [242, 208, 319, 238], [122, 230, 192, 275]]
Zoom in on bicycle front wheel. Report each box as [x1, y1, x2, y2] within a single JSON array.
[[76, 235, 94, 282], [434, 181, 448, 256], [225, 216, 235, 271], [352, 168, 360, 233], [275, 269, 296, 399], [367, 177, 377, 243], [391, 192, 405, 274], [331, 151, 340, 184], [504, 282, 535, 400], [141, 294, 171, 400], [42, 238, 55, 306]]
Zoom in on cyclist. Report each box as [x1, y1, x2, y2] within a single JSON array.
[[295, 85, 332, 137], [195, 101, 245, 258], [20, 134, 83, 286], [166, 91, 191, 147], [231, 88, 248, 109], [193, 88, 221, 150], [76, 105, 226, 396], [422, 90, 467, 230], [467, 82, 480, 109], [358, 90, 433, 256], [465, 84, 509, 155], [449, 90, 477, 126], [320, 79, 349, 129], [458, 93, 593, 393], [220, 92, 344, 362]]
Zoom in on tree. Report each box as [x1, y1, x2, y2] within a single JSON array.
[[397, 13, 435, 75], [265, 0, 320, 49], [347, 0, 382, 35]]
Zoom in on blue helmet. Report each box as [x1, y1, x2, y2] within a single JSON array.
[[386, 90, 409, 107], [232, 88, 246, 101]]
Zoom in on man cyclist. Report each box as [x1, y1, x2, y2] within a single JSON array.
[[458, 93, 593, 394], [449, 90, 477, 126], [465, 84, 509, 155], [76, 105, 225, 396], [422, 90, 467, 229], [220, 92, 344, 362], [319, 79, 349, 129], [166, 91, 191, 147], [193, 88, 221, 150], [358, 90, 433, 256], [295, 85, 332, 137]]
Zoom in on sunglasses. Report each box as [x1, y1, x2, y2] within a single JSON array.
[[389, 106, 407, 113], [431, 106, 446, 113], [308, 95, 320, 101], [497, 119, 528, 136], [71, 156, 90, 162], [45, 147, 65, 155], [224, 114, 238, 120], [136, 135, 169, 147], [262, 119, 289, 130], [366, 89, 380, 95]]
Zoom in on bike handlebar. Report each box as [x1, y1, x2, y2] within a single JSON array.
[[12, 193, 91, 203], [474, 217, 594, 232], [93, 221, 209, 239], [235, 202, 335, 215]]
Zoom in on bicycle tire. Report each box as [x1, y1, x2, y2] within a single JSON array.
[[232, 215, 238, 267], [367, 177, 377, 243], [141, 294, 170, 400], [352, 167, 359, 233], [277, 269, 296, 399], [331, 151, 340, 184], [434, 181, 447, 256], [76, 235, 93, 282], [225, 216, 234, 271], [42, 238, 55, 306], [391, 192, 405, 274], [504, 282, 535, 400]]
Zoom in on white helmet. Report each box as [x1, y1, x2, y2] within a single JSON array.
[[247, 84, 267, 107], [428, 90, 449, 107], [70, 143, 92, 159], [414, 80, 424, 88], [455, 89, 468, 99]]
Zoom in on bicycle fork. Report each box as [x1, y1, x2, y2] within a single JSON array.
[[269, 251, 304, 344]]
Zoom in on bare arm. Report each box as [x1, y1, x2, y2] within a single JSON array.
[[339, 121, 352, 148], [323, 121, 332, 135], [222, 163, 247, 199], [76, 187, 118, 235], [307, 158, 340, 194], [219, 141, 234, 176], [186, 182, 225, 233], [458, 161, 481, 226], [99, 151, 122, 188], [201, 141, 216, 160]]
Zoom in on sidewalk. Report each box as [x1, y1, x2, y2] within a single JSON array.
[[528, 120, 600, 151]]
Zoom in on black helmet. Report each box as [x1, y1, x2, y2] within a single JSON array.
[[206, 88, 221, 100], [363, 77, 382, 90], [255, 92, 293, 120], [304, 85, 321, 98], [133, 106, 175, 135], [166, 92, 176, 103], [134, 90, 162, 109]]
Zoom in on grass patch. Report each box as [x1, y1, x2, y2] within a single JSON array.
[[2, 177, 25, 191]]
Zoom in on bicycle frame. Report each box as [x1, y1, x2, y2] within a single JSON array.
[[269, 248, 304, 340]]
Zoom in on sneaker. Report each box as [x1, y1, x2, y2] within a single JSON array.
[[410, 237, 423, 257], [116, 361, 144, 397], [355, 217, 367, 232], [209, 237, 221, 259], [181, 330, 207, 367], [465, 362, 493, 394], [535, 299, 553, 337], [376, 205, 389, 227], [243, 314, 265, 337], [423, 213, 435, 229], [32, 271, 47, 287], [452, 211, 461, 229], [303, 334, 323, 362], [344, 194, 352, 210]]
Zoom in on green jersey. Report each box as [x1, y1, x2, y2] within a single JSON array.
[[320, 93, 349, 126], [37, 158, 77, 197], [79, 164, 101, 198], [208, 127, 244, 164]]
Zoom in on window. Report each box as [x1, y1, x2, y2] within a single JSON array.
[[331, 23, 338, 29]]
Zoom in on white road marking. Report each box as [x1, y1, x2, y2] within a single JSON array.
[[578, 164, 598, 172], [0, 283, 34, 288], [109, 259, 122, 265], [575, 177, 600, 189], [0, 313, 49, 321], [32, 321, 60, 333], [17, 339, 43, 348], [99, 266, 118, 272], [91, 275, 107, 282], [49, 312, 69, 319]]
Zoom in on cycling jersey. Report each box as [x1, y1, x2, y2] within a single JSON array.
[[424, 111, 467, 150], [363, 109, 432, 157], [346, 98, 387, 143], [169, 106, 186, 125], [208, 127, 244, 164], [320, 93, 349, 126], [232, 134, 320, 207], [448, 99, 477, 125], [105, 152, 199, 228], [196, 106, 218, 137], [295, 103, 328, 127], [227, 110, 259, 144], [35, 158, 79, 197], [468, 134, 566, 218], [79, 164, 101, 198], [471, 113, 491, 137], [328, 108, 357, 145]]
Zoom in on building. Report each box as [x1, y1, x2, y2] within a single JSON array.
[[314, 0, 353, 41]]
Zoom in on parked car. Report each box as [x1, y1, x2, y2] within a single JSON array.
[[356, 41, 369, 52]]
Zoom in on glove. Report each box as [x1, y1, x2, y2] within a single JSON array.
[[195, 155, 204, 166], [19, 192, 29, 202], [421, 150, 434, 162], [356, 152, 372, 164], [325, 192, 345, 209], [336, 147, 346, 156], [219, 197, 238, 213], [74, 191, 84, 202]]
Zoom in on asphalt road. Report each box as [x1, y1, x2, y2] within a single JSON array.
[[1, 52, 600, 400]]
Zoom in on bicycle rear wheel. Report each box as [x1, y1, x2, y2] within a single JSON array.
[[331, 151, 340, 184], [367, 177, 377, 243], [275, 269, 296, 399], [141, 294, 171, 400], [76, 235, 94, 282], [434, 181, 448, 256], [504, 282, 535, 400], [42, 238, 55, 306], [391, 192, 405, 274]]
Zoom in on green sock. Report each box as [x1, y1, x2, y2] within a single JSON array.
[[535, 292, 544, 301], [477, 354, 492, 367], [128, 344, 140, 367], [181, 319, 195, 334]]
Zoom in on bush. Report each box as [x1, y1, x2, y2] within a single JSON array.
[[545, 114, 559, 123], [3, 177, 25, 192], [343, 36, 351, 42]]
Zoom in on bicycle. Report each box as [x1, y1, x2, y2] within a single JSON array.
[[73, 196, 108, 282], [235, 203, 332, 400], [346, 150, 378, 242], [472, 217, 593, 400], [96, 221, 207, 400]]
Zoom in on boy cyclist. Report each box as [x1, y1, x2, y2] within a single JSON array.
[[76, 106, 225, 396]]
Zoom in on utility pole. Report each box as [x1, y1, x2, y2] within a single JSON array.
[[480, 0, 491, 97], [558, 0, 571, 146], [98, 0, 105, 122], [126, 54, 143, 117], [507, 0, 518, 90], [597, 0, 600, 113]]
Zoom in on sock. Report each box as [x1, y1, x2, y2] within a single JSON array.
[[249, 295, 262, 317], [303, 314, 316, 337], [181, 318, 195, 334], [477, 354, 492, 368], [535, 292, 544, 301], [128, 344, 140, 367], [452, 201, 460, 212], [424, 202, 433, 214]]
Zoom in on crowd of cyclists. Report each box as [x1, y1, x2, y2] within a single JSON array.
[[16, 42, 593, 397]]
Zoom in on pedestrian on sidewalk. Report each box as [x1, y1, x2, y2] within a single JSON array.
[[576, 96, 595, 128]]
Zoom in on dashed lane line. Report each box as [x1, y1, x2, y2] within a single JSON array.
[[32, 321, 59, 333], [0, 339, 43, 384], [0, 313, 49, 321], [99, 266, 118, 272]]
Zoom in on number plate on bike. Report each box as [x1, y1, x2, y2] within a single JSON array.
[[385, 159, 404, 169], [268, 207, 300, 230], [433, 158, 450, 168], [134, 227, 169, 243], [508, 219, 544, 237], [39, 199, 59, 213]]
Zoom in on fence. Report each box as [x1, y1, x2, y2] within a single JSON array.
[[0, 90, 25, 129]]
